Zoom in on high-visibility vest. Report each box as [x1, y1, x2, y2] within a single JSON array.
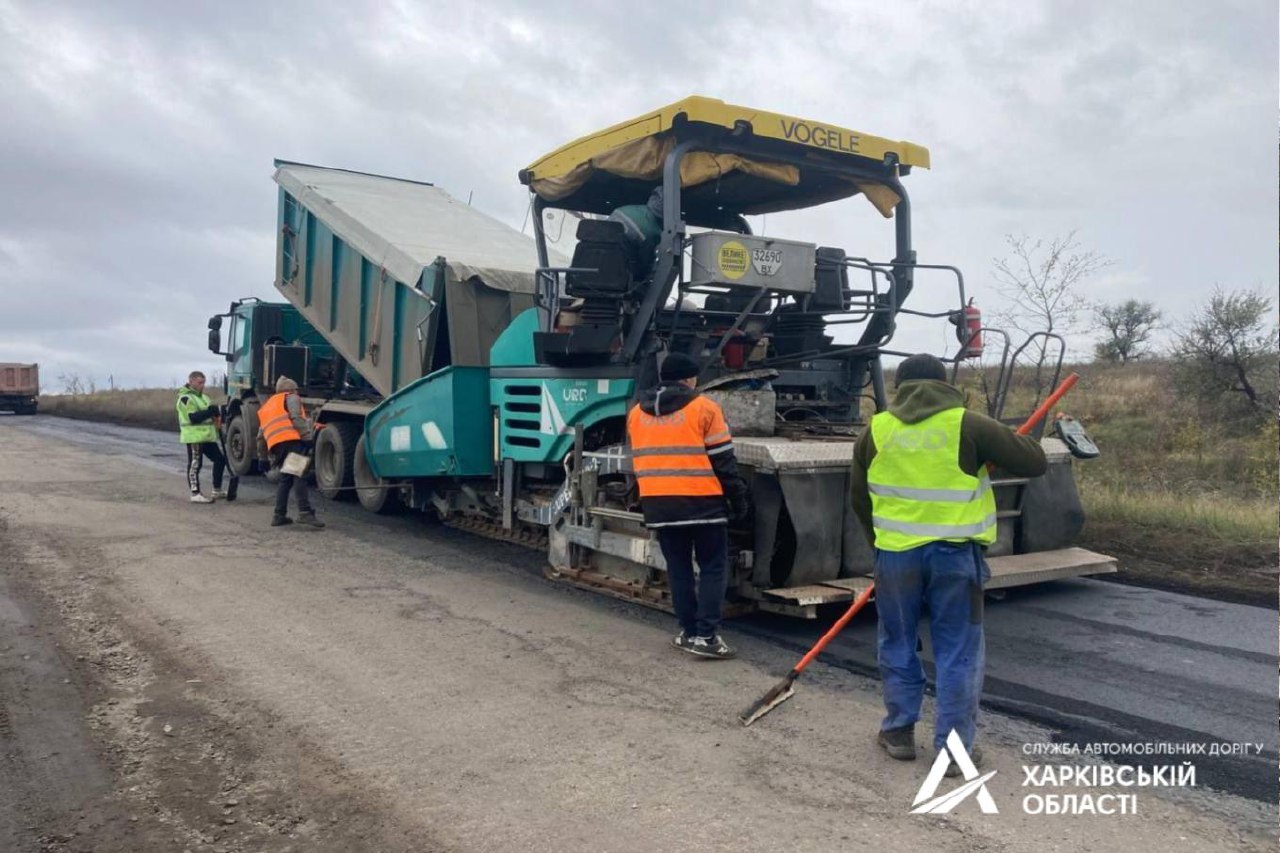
[[259, 392, 305, 450], [626, 395, 730, 499], [867, 406, 997, 552], [176, 387, 217, 445]]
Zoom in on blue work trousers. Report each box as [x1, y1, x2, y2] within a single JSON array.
[[875, 540, 987, 751]]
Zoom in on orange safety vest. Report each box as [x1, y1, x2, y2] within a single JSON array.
[[627, 395, 730, 499], [259, 392, 305, 450]]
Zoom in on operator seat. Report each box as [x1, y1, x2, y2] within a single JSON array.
[[567, 219, 633, 297]]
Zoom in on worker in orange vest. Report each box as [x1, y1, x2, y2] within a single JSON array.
[[259, 376, 325, 529], [626, 352, 749, 659]]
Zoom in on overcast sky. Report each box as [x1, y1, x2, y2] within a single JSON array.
[[1, 0, 1275, 390]]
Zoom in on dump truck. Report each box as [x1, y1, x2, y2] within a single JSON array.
[[0, 363, 39, 415], [208, 161, 554, 505], [210, 98, 1116, 618]]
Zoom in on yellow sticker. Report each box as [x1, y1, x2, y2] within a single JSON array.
[[718, 240, 749, 280]]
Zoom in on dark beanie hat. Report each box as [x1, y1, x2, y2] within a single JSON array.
[[895, 353, 947, 387], [659, 352, 700, 382]]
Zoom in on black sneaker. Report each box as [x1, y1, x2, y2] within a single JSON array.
[[687, 635, 736, 660], [672, 632, 696, 652], [940, 744, 984, 778], [271, 515, 293, 527], [877, 726, 917, 761]]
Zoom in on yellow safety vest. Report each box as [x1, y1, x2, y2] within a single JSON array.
[[866, 407, 997, 552], [176, 387, 217, 444]]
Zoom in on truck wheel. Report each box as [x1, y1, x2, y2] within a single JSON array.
[[226, 412, 259, 476], [354, 434, 401, 514], [314, 421, 360, 500]]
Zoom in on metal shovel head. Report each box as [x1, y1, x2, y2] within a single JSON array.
[[738, 680, 797, 727]]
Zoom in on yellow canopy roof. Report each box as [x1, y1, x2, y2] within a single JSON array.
[[519, 96, 930, 220]]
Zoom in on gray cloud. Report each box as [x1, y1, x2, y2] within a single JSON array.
[[0, 0, 1274, 387]]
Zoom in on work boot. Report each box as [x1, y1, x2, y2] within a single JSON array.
[[687, 635, 735, 660], [877, 726, 917, 761], [271, 515, 293, 527], [940, 744, 984, 778], [297, 511, 326, 529]]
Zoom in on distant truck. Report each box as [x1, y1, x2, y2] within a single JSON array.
[[0, 363, 38, 415]]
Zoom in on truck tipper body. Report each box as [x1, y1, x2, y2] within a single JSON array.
[[0, 363, 39, 415]]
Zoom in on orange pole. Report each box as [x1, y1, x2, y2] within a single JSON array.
[[1015, 372, 1079, 436]]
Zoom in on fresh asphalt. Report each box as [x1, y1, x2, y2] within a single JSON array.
[[8, 414, 1277, 805]]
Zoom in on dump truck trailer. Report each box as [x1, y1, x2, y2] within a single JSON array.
[[212, 100, 1115, 618], [0, 363, 38, 415], [209, 160, 556, 506]]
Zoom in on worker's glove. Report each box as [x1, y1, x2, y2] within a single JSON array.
[[728, 493, 752, 526], [203, 404, 219, 417]]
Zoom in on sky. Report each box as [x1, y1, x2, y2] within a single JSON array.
[[0, 0, 1275, 390]]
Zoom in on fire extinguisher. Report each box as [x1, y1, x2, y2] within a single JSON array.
[[957, 298, 983, 359]]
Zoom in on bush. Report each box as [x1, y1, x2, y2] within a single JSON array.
[[1172, 287, 1278, 425]]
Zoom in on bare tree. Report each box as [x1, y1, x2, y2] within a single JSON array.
[[1093, 299, 1162, 363], [58, 373, 85, 395], [991, 232, 1112, 404], [1173, 286, 1277, 418]]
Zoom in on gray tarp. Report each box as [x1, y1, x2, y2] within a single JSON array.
[[272, 161, 568, 395], [274, 161, 566, 294]]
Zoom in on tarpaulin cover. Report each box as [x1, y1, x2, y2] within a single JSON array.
[[529, 135, 900, 218], [272, 162, 569, 395]]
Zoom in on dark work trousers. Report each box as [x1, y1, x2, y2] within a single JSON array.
[[655, 523, 729, 640], [875, 540, 987, 751], [185, 442, 225, 494], [272, 440, 314, 519]]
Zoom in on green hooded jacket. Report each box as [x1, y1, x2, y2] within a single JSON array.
[[849, 379, 1047, 547]]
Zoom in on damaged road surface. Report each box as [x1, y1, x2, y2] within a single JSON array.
[[0, 416, 1272, 852]]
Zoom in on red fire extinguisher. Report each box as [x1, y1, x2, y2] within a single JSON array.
[[959, 298, 983, 359]]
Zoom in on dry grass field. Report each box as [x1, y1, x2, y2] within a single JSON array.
[[38, 387, 225, 432], [956, 359, 1277, 604]]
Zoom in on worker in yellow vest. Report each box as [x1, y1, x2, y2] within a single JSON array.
[[259, 376, 324, 529], [849, 354, 1046, 776], [176, 370, 226, 503]]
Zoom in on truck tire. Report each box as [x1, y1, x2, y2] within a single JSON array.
[[354, 434, 401, 514], [226, 411, 259, 476], [314, 420, 360, 501]]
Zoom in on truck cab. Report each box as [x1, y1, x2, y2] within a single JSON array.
[[207, 298, 376, 479]]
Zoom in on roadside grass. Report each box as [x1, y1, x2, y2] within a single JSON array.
[[1080, 481, 1269, 540], [38, 388, 225, 433], [952, 358, 1277, 602]]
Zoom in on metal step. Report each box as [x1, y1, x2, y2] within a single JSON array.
[[984, 547, 1117, 590], [758, 547, 1117, 617]]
